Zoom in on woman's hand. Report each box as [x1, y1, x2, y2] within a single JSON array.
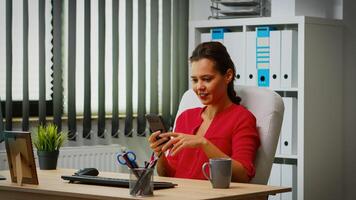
[[160, 132, 208, 156], [148, 131, 170, 154]]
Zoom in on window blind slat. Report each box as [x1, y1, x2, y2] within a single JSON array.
[[5, 0, 12, 130], [98, 0, 106, 138], [83, 0, 92, 139], [22, 0, 29, 131], [171, 0, 179, 120], [68, 0, 77, 140], [112, 0, 119, 137], [137, 0, 146, 136], [38, 0, 46, 125], [53, 0, 63, 131], [124, 0, 133, 136], [150, 0, 159, 115], [178, 0, 189, 99], [162, 0, 171, 128]]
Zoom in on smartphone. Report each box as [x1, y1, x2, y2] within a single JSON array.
[[145, 114, 168, 141]]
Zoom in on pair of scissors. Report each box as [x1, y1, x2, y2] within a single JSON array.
[[116, 151, 139, 169]]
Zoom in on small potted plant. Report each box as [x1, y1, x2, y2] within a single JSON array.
[[33, 123, 67, 170]]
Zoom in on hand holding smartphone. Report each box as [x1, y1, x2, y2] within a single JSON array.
[[145, 114, 168, 141]]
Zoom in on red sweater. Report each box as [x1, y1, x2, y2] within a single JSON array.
[[166, 104, 260, 180]]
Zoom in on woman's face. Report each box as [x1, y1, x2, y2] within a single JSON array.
[[191, 58, 232, 105]]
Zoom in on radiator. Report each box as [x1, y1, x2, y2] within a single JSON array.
[[0, 145, 125, 172]]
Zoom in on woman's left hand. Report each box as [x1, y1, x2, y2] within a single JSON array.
[[160, 132, 208, 156]]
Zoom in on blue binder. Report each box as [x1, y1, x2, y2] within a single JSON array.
[[256, 27, 272, 87], [211, 28, 230, 41]]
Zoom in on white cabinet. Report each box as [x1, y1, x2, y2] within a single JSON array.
[[189, 16, 343, 200]]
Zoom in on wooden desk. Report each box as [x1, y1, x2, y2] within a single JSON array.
[[0, 169, 290, 200]]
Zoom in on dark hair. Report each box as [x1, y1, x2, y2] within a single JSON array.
[[189, 41, 241, 104]]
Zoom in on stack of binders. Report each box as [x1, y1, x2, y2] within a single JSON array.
[[199, 27, 298, 89], [246, 28, 298, 89], [200, 28, 245, 85]]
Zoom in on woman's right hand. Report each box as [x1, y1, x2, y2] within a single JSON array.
[[148, 131, 170, 154], [148, 131, 172, 177]]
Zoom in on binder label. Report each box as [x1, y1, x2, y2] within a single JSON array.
[[256, 27, 273, 87], [211, 28, 225, 40]]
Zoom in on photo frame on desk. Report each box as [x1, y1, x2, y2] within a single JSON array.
[[4, 131, 38, 185]]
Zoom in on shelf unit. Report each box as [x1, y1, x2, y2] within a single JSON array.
[[189, 16, 343, 200]]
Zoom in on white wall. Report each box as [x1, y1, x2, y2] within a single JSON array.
[[342, 0, 356, 199], [189, 0, 211, 21], [294, 0, 342, 19]]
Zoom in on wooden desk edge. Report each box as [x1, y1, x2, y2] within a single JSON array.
[[0, 169, 292, 200]]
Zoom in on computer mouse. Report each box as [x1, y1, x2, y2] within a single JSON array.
[[74, 168, 99, 176]]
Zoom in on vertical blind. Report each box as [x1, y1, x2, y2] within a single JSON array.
[[0, 0, 53, 131], [137, 0, 146, 136], [0, 0, 189, 141], [67, 0, 76, 139], [38, 0, 46, 125], [5, 0, 12, 130], [22, 0, 29, 130], [111, 0, 119, 137], [124, 0, 133, 136], [161, 0, 171, 128], [52, 0, 63, 132], [83, 0, 91, 139]]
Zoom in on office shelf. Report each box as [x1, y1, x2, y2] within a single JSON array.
[[189, 16, 343, 200], [274, 88, 298, 92], [275, 154, 298, 160]]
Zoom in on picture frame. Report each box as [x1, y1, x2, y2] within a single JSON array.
[[4, 131, 38, 185]]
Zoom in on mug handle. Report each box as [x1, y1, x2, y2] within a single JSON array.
[[202, 162, 212, 182]]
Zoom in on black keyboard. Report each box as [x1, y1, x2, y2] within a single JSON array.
[[0, 175, 6, 180], [61, 175, 177, 189]]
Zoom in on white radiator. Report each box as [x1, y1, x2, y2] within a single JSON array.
[[57, 145, 123, 172], [0, 145, 125, 172]]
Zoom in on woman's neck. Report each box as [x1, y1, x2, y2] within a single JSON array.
[[203, 96, 233, 120]]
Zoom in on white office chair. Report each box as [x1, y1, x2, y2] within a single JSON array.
[[174, 85, 284, 184]]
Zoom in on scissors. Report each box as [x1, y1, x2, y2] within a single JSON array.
[[116, 151, 139, 169]]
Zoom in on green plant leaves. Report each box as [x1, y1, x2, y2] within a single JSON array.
[[33, 123, 67, 152]]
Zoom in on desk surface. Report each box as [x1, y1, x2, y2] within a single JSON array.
[[0, 169, 291, 200]]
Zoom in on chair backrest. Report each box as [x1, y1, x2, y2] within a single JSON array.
[[175, 85, 284, 184]]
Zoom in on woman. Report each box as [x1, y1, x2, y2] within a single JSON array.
[[148, 42, 260, 183]]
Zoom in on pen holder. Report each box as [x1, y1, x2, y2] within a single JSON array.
[[129, 168, 154, 196]]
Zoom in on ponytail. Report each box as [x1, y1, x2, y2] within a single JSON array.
[[227, 82, 241, 104]]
